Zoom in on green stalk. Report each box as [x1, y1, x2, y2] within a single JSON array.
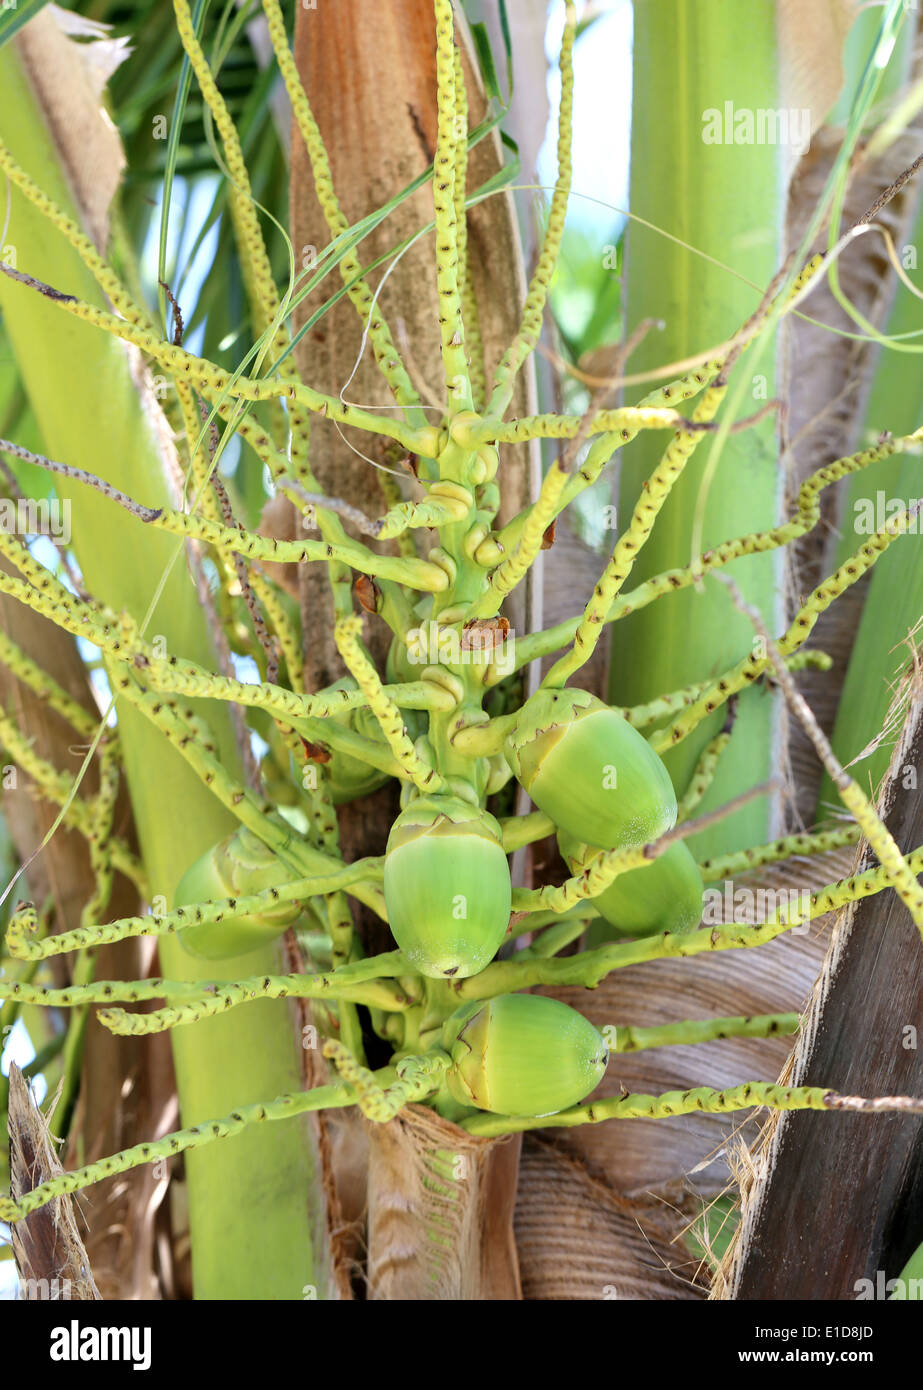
[[461, 1082, 866, 1138], [611, 0, 784, 855], [0, 43, 318, 1298]]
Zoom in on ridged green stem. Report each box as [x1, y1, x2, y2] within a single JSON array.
[[612, 0, 784, 855], [0, 44, 320, 1298]]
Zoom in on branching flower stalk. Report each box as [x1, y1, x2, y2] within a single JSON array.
[[1, 0, 922, 1241]]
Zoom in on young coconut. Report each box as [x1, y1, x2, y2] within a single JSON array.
[[175, 827, 301, 960], [442, 993, 609, 1116], [558, 830, 704, 940], [312, 678, 420, 805], [505, 688, 677, 850], [383, 795, 511, 978], [320, 707, 392, 805]]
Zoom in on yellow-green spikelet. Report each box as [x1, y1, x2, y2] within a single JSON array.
[[442, 994, 609, 1116], [384, 795, 511, 978], [505, 688, 677, 850]]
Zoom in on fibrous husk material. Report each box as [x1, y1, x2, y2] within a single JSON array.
[[8, 1063, 100, 1300], [279, 931, 363, 1301], [365, 1103, 521, 1300], [514, 1136, 706, 1300], [15, 6, 126, 253]]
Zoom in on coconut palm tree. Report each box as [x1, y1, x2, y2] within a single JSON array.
[[1, 0, 921, 1302]]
